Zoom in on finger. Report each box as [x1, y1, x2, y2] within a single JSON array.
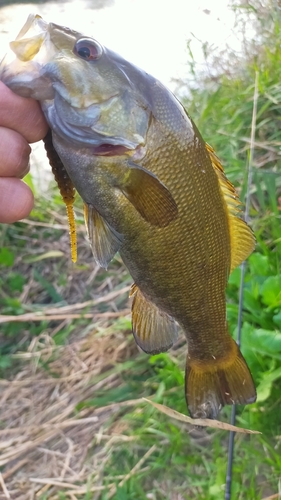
[[0, 82, 49, 143], [0, 127, 31, 177], [0, 178, 34, 223]]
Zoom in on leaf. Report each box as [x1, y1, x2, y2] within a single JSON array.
[[0, 247, 15, 267], [7, 273, 26, 292], [228, 267, 241, 287], [143, 399, 261, 434], [243, 288, 261, 312], [256, 366, 281, 402], [249, 253, 270, 277], [0, 355, 12, 369], [23, 171, 35, 193], [273, 311, 281, 328], [242, 324, 281, 361], [261, 275, 281, 306], [253, 329, 281, 353]]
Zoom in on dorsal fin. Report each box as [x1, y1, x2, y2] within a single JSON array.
[[206, 143, 255, 272]]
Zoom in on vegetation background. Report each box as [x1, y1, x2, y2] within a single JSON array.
[[0, 0, 280, 498]]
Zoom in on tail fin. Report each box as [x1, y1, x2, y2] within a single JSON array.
[[185, 339, 256, 419]]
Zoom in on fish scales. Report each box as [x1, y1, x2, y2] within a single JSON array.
[[132, 119, 228, 327], [0, 14, 257, 418]]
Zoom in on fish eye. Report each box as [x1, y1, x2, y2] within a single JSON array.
[[73, 38, 102, 61]]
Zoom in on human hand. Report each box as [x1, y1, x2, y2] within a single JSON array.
[[0, 82, 48, 223]]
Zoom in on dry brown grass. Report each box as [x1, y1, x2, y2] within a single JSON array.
[[0, 210, 151, 499], [0, 314, 145, 499]]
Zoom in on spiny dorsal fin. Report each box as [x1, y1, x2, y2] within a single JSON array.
[[206, 143, 255, 272], [130, 283, 178, 354], [84, 204, 123, 269], [43, 129, 77, 263]]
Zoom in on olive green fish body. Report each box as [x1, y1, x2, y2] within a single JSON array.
[[53, 92, 229, 336], [0, 15, 256, 418]]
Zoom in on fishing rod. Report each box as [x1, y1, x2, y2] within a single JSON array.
[[225, 71, 259, 500]]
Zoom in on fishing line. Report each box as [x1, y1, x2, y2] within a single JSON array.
[[225, 71, 259, 500]]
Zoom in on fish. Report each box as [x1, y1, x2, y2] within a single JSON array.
[[0, 14, 257, 419]]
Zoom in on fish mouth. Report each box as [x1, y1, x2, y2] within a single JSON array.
[[90, 144, 132, 156], [89, 143, 146, 159]]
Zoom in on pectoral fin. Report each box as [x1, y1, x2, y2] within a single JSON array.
[[130, 283, 178, 354], [118, 161, 178, 227], [84, 204, 123, 269]]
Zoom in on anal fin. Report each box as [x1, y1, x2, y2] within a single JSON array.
[[130, 283, 178, 354], [84, 203, 123, 269]]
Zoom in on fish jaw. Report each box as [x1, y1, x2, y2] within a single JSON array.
[[0, 15, 54, 99], [0, 14, 150, 152], [0, 14, 89, 104]]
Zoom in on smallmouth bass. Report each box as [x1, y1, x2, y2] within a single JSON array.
[[0, 15, 256, 418]]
